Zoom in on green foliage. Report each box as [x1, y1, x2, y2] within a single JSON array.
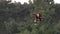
[[47, 28, 56, 34], [20, 29, 30, 34], [0, 0, 60, 34], [31, 29, 38, 34]]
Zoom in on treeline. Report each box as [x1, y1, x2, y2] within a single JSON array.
[[0, 0, 60, 34], [0, 1, 34, 34]]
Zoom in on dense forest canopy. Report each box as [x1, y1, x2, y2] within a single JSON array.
[[0, 0, 60, 34]]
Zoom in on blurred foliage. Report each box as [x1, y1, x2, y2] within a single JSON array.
[[0, 0, 60, 34]]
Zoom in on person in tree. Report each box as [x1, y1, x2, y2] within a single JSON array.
[[34, 13, 42, 23]]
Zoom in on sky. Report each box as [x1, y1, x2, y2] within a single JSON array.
[[54, 0, 60, 4], [11, 0, 33, 4], [11, 0, 60, 4]]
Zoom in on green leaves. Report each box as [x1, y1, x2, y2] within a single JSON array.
[[20, 29, 30, 34]]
